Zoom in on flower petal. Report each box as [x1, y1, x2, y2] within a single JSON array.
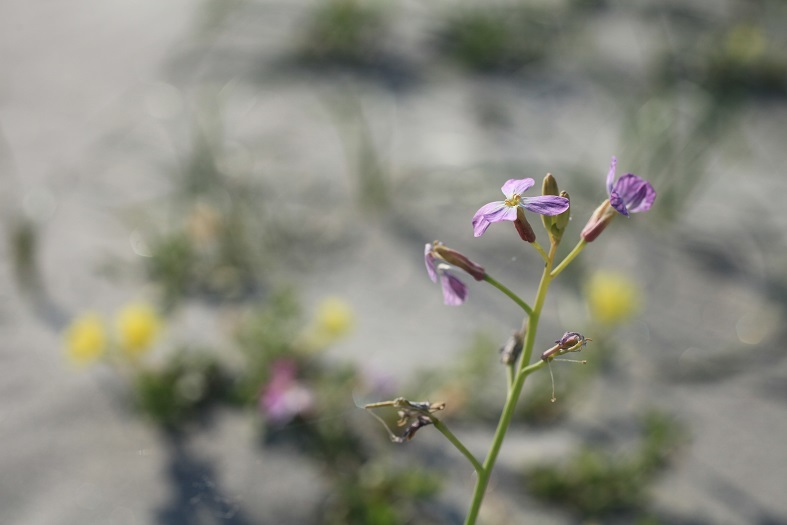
[[606, 156, 617, 196], [424, 244, 438, 283], [520, 195, 570, 216], [613, 174, 656, 214], [501, 178, 535, 198], [440, 272, 468, 306], [472, 201, 516, 237], [609, 190, 629, 216]]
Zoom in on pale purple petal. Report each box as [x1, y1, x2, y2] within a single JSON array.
[[606, 156, 617, 196], [501, 178, 535, 198], [440, 272, 468, 306], [424, 244, 438, 283], [615, 173, 656, 213], [520, 195, 570, 216], [472, 201, 516, 237]]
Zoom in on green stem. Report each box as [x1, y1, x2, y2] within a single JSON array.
[[532, 241, 549, 262], [431, 418, 484, 475], [550, 239, 587, 279], [464, 248, 556, 525], [483, 274, 533, 316]]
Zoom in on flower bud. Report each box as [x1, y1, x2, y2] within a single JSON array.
[[541, 173, 559, 232], [554, 191, 570, 232], [514, 207, 536, 243], [542, 173, 559, 196], [546, 191, 571, 243], [432, 243, 486, 281], [580, 199, 617, 242]]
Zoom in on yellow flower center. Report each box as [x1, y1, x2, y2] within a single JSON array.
[[504, 194, 521, 207]]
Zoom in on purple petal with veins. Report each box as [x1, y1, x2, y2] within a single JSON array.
[[521, 195, 570, 216], [472, 201, 517, 237], [501, 178, 535, 198], [614, 174, 655, 213]]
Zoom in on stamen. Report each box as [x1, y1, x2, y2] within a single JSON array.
[[504, 194, 521, 207]]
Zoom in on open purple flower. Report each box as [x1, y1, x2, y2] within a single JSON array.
[[425, 243, 468, 306], [581, 157, 656, 242], [472, 178, 569, 237], [606, 157, 656, 216]]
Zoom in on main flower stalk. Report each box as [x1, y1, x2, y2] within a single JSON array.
[[463, 243, 557, 525]]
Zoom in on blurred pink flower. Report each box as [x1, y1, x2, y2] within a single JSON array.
[[260, 359, 313, 425]]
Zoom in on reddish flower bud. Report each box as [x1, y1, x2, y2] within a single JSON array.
[[580, 200, 617, 243], [433, 243, 486, 281], [514, 207, 536, 243]]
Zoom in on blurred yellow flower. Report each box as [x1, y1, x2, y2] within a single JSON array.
[[315, 297, 354, 339], [585, 271, 642, 326], [301, 297, 354, 350], [65, 312, 106, 365], [116, 302, 161, 357]]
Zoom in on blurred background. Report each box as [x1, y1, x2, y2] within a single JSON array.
[[2, 0, 787, 523]]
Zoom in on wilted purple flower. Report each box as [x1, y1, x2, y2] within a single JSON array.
[[581, 157, 656, 242], [425, 243, 468, 306], [541, 331, 591, 361], [260, 359, 313, 425], [606, 157, 656, 217], [555, 331, 590, 350], [472, 178, 570, 237]]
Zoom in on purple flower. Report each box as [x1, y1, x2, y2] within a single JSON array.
[[260, 359, 313, 425], [606, 157, 656, 217], [581, 157, 656, 242], [472, 178, 570, 237], [425, 243, 468, 306]]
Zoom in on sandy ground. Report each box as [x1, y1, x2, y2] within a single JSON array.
[[2, 1, 787, 524]]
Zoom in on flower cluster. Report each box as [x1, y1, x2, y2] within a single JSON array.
[[422, 158, 655, 306], [371, 156, 655, 525]]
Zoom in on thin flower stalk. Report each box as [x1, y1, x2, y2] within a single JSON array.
[[483, 274, 532, 315]]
